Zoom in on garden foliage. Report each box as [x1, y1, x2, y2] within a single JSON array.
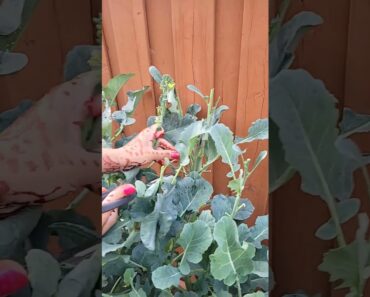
[[102, 66, 269, 297]]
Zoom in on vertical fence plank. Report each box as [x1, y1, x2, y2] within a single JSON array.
[[340, 1, 370, 295], [170, 0, 215, 115], [170, 0, 215, 183], [235, 0, 268, 221], [213, 0, 244, 195], [103, 0, 268, 215], [145, 0, 175, 105], [53, 0, 94, 57], [270, 1, 351, 296], [103, 0, 155, 134], [102, 33, 113, 86]]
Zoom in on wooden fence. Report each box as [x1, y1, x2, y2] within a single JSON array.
[[102, 0, 269, 219], [270, 0, 370, 296]]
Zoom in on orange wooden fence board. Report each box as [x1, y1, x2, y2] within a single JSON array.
[[270, 1, 370, 296], [102, 0, 269, 216]]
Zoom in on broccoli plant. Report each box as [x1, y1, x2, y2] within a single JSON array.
[[102, 66, 269, 297]]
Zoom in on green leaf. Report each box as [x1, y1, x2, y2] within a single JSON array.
[[198, 210, 216, 230], [131, 243, 167, 271], [177, 220, 213, 275], [269, 119, 295, 192], [252, 261, 269, 278], [135, 180, 147, 197], [176, 142, 190, 166], [152, 265, 182, 290], [243, 292, 265, 297], [186, 104, 202, 116], [270, 12, 323, 77], [270, 69, 356, 201], [315, 198, 361, 240], [187, 84, 205, 98], [64, 45, 100, 81], [210, 216, 255, 286], [318, 214, 370, 296], [124, 268, 136, 286], [236, 118, 268, 144], [102, 231, 140, 256], [164, 174, 213, 216], [26, 249, 61, 297], [48, 222, 99, 252], [145, 179, 160, 197], [211, 195, 254, 221], [123, 87, 149, 116], [250, 151, 268, 172], [57, 250, 101, 297], [129, 289, 147, 297], [149, 65, 163, 83], [178, 120, 205, 146], [209, 123, 241, 175], [0, 207, 42, 258], [339, 108, 370, 138], [0, 0, 40, 51], [211, 105, 229, 125], [248, 216, 269, 249], [335, 138, 370, 168], [140, 194, 177, 251], [103, 73, 134, 105], [158, 291, 173, 297]]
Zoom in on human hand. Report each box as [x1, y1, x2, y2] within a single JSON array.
[[102, 124, 180, 172], [0, 71, 101, 216], [102, 184, 136, 235]]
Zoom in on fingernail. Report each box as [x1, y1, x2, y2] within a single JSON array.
[[0, 270, 28, 296], [123, 185, 136, 196], [155, 130, 165, 139], [170, 151, 180, 160]]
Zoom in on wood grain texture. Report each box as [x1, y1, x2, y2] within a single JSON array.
[[102, 0, 156, 135], [213, 0, 244, 195], [270, 1, 370, 296], [236, 0, 268, 221], [103, 0, 269, 215]]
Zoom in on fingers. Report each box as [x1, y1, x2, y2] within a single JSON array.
[[102, 184, 136, 206], [102, 184, 136, 235], [102, 209, 119, 235], [157, 138, 176, 151], [152, 150, 180, 162], [141, 124, 159, 141], [154, 128, 165, 139]]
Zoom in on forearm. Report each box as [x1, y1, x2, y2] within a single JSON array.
[[102, 148, 138, 173]]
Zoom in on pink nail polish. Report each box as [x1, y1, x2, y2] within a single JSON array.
[[155, 130, 165, 139], [170, 151, 180, 160], [123, 185, 136, 196], [0, 270, 28, 296]]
